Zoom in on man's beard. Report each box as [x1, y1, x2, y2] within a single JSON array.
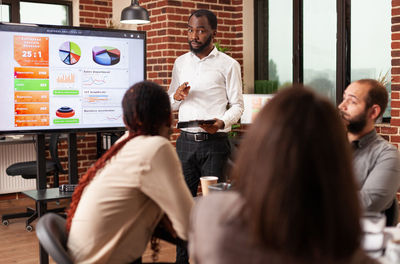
[[341, 109, 367, 134], [189, 34, 213, 54]]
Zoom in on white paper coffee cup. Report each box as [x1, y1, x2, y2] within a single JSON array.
[[200, 176, 218, 196]]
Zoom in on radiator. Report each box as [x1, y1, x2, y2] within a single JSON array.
[[0, 142, 36, 194]]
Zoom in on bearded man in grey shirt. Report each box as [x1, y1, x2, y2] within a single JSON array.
[[339, 79, 400, 225]]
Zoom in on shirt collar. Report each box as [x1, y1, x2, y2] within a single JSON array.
[[351, 129, 377, 149], [190, 46, 218, 61]]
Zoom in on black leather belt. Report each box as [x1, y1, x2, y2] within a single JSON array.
[[180, 131, 227, 142]]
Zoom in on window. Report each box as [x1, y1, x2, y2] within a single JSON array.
[[254, 0, 391, 119], [20, 1, 70, 25], [269, 0, 293, 87], [304, 0, 336, 102], [351, 0, 391, 118], [255, 0, 292, 88], [0, 4, 10, 22], [0, 0, 72, 25]]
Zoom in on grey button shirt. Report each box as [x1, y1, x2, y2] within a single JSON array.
[[352, 130, 400, 212]]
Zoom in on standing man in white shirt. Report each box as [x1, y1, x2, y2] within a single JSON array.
[[168, 9, 244, 263]]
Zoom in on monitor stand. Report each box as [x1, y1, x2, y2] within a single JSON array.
[[36, 134, 47, 190], [68, 133, 78, 184]]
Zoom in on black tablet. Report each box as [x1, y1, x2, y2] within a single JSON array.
[[177, 119, 216, 128]]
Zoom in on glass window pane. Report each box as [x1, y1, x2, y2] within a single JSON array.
[[269, 0, 293, 88], [351, 0, 391, 118], [20, 2, 69, 26], [304, 0, 337, 102], [0, 4, 10, 22]]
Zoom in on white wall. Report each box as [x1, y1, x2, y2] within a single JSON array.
[[72, 0, 79, 26], [243, 1, 254, 94]]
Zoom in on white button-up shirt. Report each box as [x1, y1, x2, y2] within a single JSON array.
[[168, 47, 244, 133]]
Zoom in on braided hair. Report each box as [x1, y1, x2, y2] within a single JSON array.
[[66, 81, 171, 231]]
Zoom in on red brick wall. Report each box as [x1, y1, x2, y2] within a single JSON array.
[[56, 133, 98, 185], [136, 0, 243, 86], [374, 1, 400, 207], [79, 0, 113, 28], [387, 1, 400, 148]]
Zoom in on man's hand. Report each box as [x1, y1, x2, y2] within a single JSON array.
[[200, 119, 225, 134], [173, 82, 190, 101]]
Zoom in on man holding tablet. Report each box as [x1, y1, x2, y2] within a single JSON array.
[[169, 11, 243, 262], [168, 9, 243, 199]]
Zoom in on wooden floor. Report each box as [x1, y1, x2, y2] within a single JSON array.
[[0, 197, 176, 263]]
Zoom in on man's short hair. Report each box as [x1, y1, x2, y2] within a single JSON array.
[[189, 9, 217, 30], [357, 79, 388, 119]]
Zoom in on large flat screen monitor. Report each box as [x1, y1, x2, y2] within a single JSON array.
[[0, 23, 146, 135]]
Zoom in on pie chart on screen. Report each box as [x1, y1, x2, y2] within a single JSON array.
[[59, 41, 81, 65], [92, 46, 120, 66]]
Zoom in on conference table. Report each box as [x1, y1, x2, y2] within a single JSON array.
[[28, 184, 400, 264], [374, 227, 400, 264]]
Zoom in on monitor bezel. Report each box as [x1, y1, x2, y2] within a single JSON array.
[[0, 22, 146, 135]]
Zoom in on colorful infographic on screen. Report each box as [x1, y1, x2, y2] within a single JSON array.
[[0, 24, 145, 133], [59, 41, 81, 65], [92, 46, 120, 66]]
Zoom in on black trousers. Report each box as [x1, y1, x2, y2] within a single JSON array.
[[175, 133, 231, 263], [176, 133, 231, 196]]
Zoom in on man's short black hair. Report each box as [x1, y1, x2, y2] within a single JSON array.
[[189, 9, 217, 30]]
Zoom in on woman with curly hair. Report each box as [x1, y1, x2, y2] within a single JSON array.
[[67, 81, 193, 263]]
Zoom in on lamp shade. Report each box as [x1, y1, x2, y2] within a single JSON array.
[[120, 0, 150, 24]]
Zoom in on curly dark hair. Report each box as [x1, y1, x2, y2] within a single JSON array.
[[66, 81, 171, 231]]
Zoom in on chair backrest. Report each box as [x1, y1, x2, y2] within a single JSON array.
[[36, 213, 73, 264], [385, 199, 399, 226], [49, 134, 67, 174]]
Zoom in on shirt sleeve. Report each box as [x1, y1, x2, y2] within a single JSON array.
[[221, 60, 244, 129], [139, 140, 194, 240], [168, 60, 182, 111], [359, 147, 400, 212]]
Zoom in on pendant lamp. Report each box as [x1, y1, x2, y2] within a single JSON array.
[[120, 0, 150, 24]]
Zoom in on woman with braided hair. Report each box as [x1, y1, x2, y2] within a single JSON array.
[[67, 81, 193, 263]]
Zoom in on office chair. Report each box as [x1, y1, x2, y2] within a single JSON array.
[[37, 213, 179, 264], [36, 213, 73, 264], [385, 199, 399, 226], [1, 134, 67, 231]]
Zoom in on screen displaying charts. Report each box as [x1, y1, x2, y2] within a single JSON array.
[[0, 23, 145, 134], [59, 41, 81, 65], [92, 46, 120, 66]]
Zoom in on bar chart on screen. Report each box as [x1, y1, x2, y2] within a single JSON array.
[[56, 71, 75, 83]]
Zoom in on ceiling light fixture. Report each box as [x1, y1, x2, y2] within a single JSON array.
[[120, 0, 150, 25]]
